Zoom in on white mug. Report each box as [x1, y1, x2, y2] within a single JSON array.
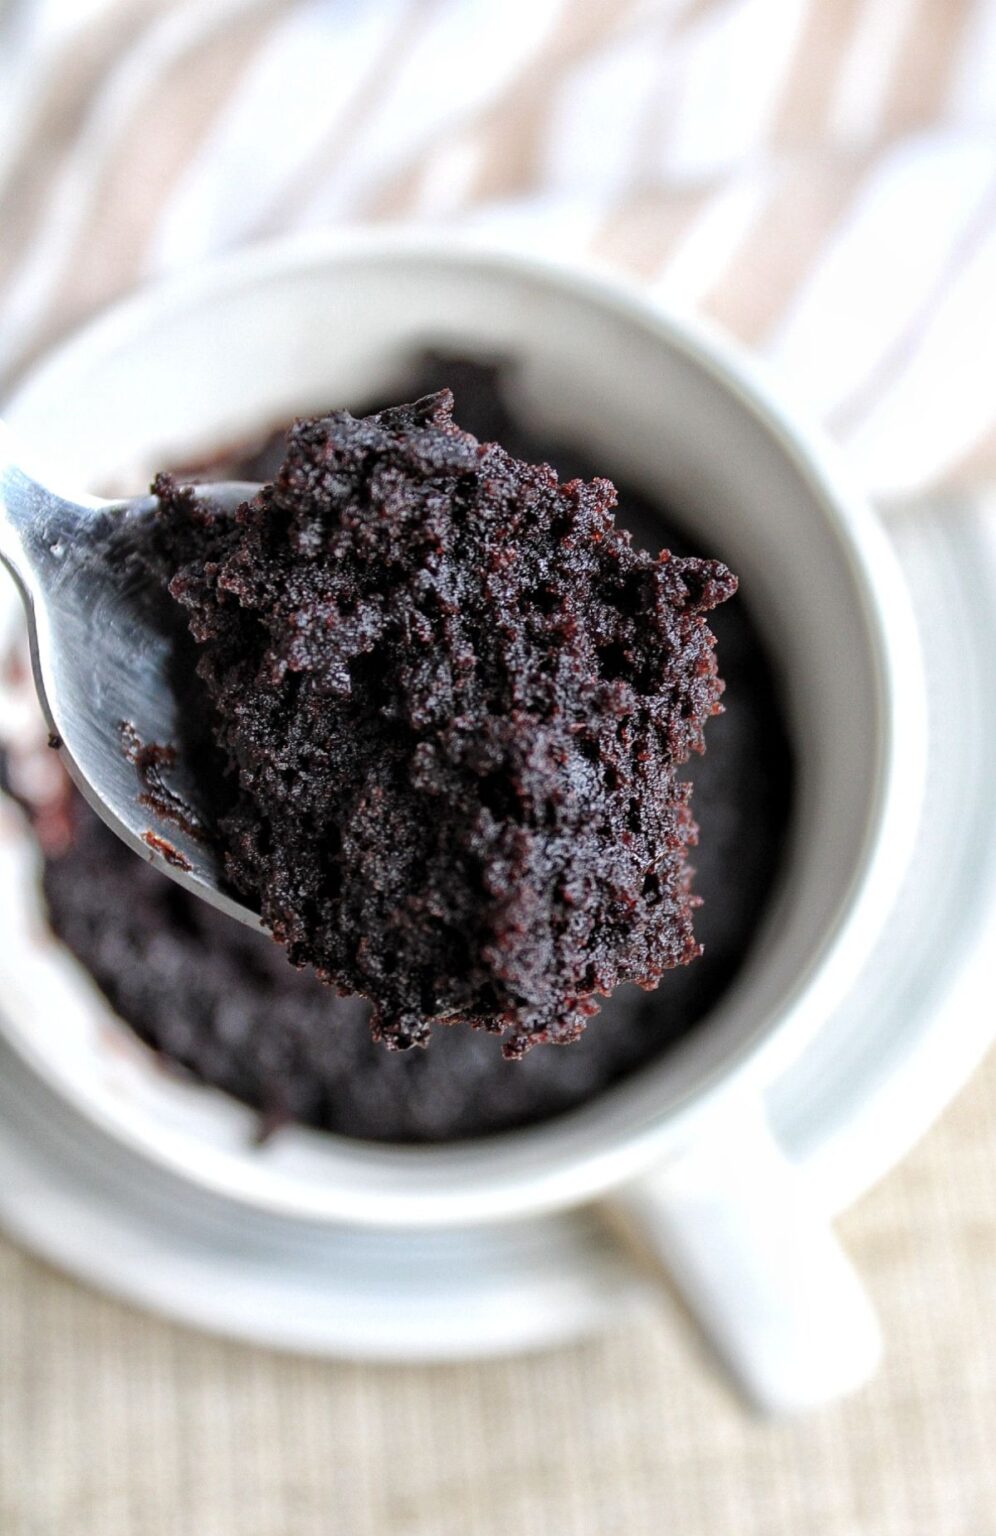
[[0, 233, 927, 1411]]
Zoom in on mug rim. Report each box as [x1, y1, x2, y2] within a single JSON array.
[[1, 230, 927, 1226]]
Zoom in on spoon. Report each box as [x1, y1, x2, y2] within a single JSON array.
[[0, 421, 263, 926]]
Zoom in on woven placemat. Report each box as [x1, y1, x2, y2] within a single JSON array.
[[2, 1042, 994, 1536]]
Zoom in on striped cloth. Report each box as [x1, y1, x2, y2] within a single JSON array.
[[2, 0, 996, 499]]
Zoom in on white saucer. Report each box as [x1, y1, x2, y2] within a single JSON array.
[[0, 497, 994, 1360]]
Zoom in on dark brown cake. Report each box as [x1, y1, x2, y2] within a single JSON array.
[[149, 390, 736, 1056], [1, 358, 793, 1143]]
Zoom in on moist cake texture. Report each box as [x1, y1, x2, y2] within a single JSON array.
[[1, 358, 793, 1142], [150, 389, 735, 1056]]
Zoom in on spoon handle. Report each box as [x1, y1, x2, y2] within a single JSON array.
[[0, 419, 108, 591], [0, 419, 33, 577]]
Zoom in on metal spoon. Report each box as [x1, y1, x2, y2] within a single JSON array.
[[0, 421, 263, 926]]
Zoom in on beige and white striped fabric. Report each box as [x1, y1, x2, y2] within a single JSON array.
[[2, 0, 996, 500]]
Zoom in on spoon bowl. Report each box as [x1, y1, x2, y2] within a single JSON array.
[[0, 422, 262, 925]]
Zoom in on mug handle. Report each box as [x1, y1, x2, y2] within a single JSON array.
[[605, 1102, 882, 1413]]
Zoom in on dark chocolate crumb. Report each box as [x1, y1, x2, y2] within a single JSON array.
[[119, 719, 206, 841], [141, 830, 192, 871]]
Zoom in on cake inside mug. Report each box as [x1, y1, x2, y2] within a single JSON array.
[[1, 357, 793, 1142]]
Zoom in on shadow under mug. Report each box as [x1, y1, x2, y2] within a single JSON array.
[[2, 234, 927, 1411]]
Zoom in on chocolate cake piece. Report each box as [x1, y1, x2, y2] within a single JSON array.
[[2, 360, 794, 1138], [149, 390, 736, 1056]]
